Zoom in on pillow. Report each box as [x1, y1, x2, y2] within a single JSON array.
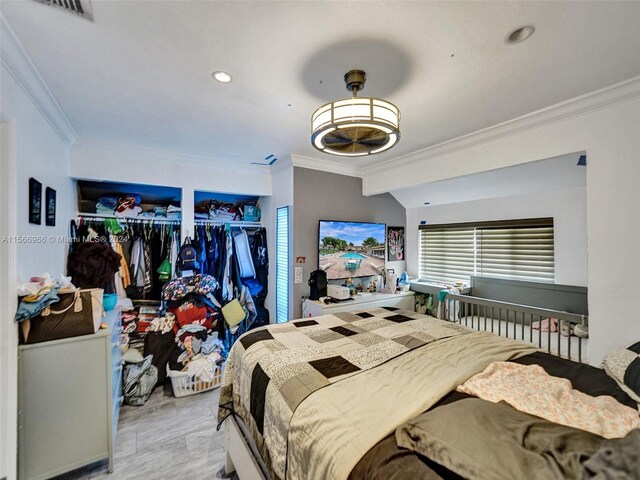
[[602, 341, 640, 404]]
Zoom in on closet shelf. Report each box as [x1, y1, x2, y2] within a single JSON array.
[[194, 219, 262, 228], [76, 213, 181, 224]]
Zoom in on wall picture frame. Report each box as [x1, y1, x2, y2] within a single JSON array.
[[45, 187, 56, 226], [28, 177, 42, 225], [387, 226, 405, 261]]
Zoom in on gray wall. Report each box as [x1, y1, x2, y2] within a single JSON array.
[[470, 276, 588, 315], [292, 167, 406, 318]]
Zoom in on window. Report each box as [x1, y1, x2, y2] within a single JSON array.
[[276, 206, 290, 323], [419, 218, 554, 284]]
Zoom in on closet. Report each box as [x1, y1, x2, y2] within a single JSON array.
[[74, 180, 183, 301], [72, 181, 269, 347], [193, 191, 269, 346]]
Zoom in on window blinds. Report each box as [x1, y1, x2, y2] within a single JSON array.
[[276, 206, 289, 323], [477, 225, 554, 282], [418, 218, 554, 284], [419, 227, 475, 284]]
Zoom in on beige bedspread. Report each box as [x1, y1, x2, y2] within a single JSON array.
[[218, 308, 473, 480], [286, 331, 538, 480]]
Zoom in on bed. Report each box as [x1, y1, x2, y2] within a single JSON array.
[[217, 306, 638, 480]]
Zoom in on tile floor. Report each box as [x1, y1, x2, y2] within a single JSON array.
[[55, 384, 232, 480]]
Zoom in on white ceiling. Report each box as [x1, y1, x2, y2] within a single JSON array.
[[391, 152, 586, 208], [2, 1, 640, 169]]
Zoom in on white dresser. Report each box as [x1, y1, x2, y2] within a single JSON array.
[[302, 291, 415, 318], [18, 308, 122, 480]]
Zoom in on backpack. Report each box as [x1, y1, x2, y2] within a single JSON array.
[[177, 237, 200, 274]]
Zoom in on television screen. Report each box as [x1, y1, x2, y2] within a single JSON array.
[[318, 220, 386, 280]]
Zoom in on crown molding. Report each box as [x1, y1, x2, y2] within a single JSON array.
[[0, 15, 77, 145], [290, 153, 362, 178], [363, 75, 640, 176], [269, 154, 293, 174], [72, 138, 270, 176]]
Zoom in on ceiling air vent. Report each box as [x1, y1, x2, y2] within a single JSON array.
[[33, 0, 94, 21]]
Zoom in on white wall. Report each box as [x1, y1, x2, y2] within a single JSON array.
[[68, 140, 272, 240], [1, 66, 74, 280], [259, 161, 294, 322], [405, 186, 588, 287], [363, 78, 640, 365], [0, 63, 72, 479]]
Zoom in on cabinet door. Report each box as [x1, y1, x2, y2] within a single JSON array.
[[395, 296, 415, 311]]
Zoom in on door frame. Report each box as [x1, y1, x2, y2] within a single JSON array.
[[0, 120, 19, 480]]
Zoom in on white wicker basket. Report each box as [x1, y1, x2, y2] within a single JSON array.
[[167, 364, 223, 398]]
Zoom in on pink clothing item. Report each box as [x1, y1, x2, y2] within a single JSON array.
[[457, 361, 640, 439], [531, 317, 558, 332]]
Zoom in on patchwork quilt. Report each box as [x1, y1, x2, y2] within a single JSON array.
[[217, 307, 472, 480]]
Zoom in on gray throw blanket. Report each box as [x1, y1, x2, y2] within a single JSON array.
[[396, 398, 640, 480], [585, 430, 640, 479]]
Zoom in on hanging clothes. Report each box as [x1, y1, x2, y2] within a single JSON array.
[[170, 231, 179, 280], [142, 233, 153, 296], [249, 227, 268, 307], [130, 237, 146, 289], [71, 217, 180, 301], [110, 236, 129, 298], [113, 238, 131, 289], [221, 229, 234, 302]]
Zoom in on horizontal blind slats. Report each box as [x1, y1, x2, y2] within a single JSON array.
[[419, 228, 475, 283], [478, 226, 553, 282], [418, 222, 555, 284]]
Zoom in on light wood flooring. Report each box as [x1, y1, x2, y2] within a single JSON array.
[[54, 384, 232, 480]]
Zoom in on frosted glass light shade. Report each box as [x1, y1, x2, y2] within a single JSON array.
[[310, 96, 400, 157]]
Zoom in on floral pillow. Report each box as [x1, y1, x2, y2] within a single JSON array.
[[602, 341, 640, 405]]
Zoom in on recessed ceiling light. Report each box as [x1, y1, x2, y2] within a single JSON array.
[[212, 71, 232, 83], [505, 25, 535, 45]]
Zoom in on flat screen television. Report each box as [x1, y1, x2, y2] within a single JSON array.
[[318, 220, 386, 280]]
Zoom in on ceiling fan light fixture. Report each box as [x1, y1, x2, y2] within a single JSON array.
[[310, 70, 400, 157]]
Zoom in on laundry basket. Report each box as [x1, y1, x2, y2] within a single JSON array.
[[166, 364, 223, 398]]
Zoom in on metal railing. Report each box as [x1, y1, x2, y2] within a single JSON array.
[[443, 294, 588, 363]]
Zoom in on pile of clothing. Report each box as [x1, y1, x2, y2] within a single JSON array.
[[194, 200, 257, 221], [134, 274, 227, 390], [95, 194, 181, 220], [15, 274, 77, 322], [119, 304, 161, 362], [138, 205, 182, 220], [95, 194, 143, 218]]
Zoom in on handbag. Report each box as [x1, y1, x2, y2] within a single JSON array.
[[20, 288, 104, 344]]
